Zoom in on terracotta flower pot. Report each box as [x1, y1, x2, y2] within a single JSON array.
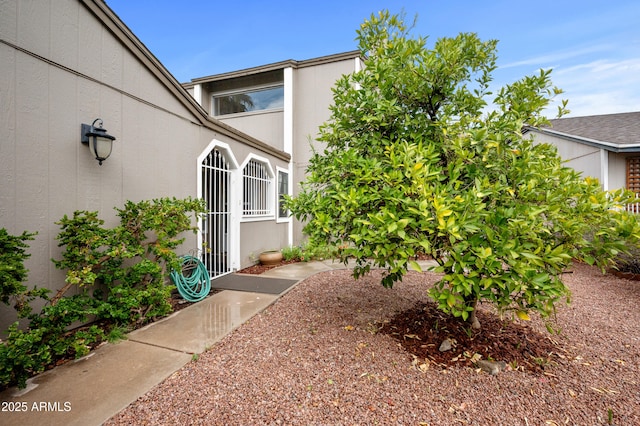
[[259, 250, 283, 266]]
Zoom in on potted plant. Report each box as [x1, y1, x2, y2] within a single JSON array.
[[259, 249, 283, 266]]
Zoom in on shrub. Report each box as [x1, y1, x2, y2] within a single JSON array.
[[613, 245, 640, 275], [281, 245, 304, 261], [281, 242, 342, 262], [0, 197, 206, 389], [0, 229, 34, 304], [0, 229, 49, 318], [52, 197, 205, 326], [287, 11, 640, 331], [0, 324, 52, 389]]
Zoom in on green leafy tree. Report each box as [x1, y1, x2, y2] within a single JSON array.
[[288, 11, 640, 330]]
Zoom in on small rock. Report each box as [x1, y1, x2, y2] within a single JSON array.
[[439, 338, 453, 352], [476, 360, 507, 375]]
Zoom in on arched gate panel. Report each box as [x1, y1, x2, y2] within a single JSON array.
[[201, 148, 232, 278]]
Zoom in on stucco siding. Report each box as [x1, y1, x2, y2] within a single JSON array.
[[240, 221, 290, 268], [0, 0, 291, 329], [218, 110, 285, 151], [290, 59, 356, 244], [609, 153, 628, 190], [529, 131, 604, 182]]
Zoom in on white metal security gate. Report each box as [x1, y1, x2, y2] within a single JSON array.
[[201, 148, 232, 278]]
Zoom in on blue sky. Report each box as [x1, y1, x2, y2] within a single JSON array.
[[105, 0, 640, 117]]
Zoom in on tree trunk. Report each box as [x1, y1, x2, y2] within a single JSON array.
[[468, 298, 481, 330]]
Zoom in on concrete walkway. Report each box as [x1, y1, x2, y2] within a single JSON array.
[[0, 259, 435, 426]]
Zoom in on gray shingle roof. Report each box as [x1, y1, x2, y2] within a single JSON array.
[[548, 111, 640, 145]]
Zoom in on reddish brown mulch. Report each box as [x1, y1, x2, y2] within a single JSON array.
[[379, 301, 560, 375], [609, 269, 640, 281], [237, 259, 300, 275], [169, 292, 196, 312]]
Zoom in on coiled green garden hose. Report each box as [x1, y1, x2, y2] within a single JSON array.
[[170, 255, 211, 302]]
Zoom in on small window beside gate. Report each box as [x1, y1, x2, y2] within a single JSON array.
[[242, 159, 273, 217]]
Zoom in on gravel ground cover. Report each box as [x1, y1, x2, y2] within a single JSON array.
[[106, 263, 639, 425]]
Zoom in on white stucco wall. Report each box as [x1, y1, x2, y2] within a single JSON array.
[[219, 110, 285, 151], [290, 58, 358, 244], [0, 0, 290, 329], [528, 132, 606, 185]]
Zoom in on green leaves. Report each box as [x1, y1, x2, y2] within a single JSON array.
[[0, 229, 36, 307], [0, 198, 206, 390], [287, 11, 640, 331]]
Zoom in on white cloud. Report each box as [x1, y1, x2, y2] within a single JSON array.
[[492, 55, 640, 118], [552, 58, 640, 116], [560, 92, 640, 117], [555, 58, 640, 80], [499, 44, 614, 70]]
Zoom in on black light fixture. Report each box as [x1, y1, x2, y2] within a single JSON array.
[[81, 118, 116, 165]]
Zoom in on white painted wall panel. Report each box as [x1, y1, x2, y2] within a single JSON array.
[[0, 43, 17, 229], [16, 0, 50, 60], [50, 0, 79, 69], [0, 0, 18, 43]]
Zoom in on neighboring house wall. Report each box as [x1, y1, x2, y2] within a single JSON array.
[[529, 126, 640, 206], [608, 154, 628, 190], [528, 132, 608, 186], [526, 112, 640, 195], [0, 0, 289, 330]]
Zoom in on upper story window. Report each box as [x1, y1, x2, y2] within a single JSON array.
[[213, 84, 284, 116]]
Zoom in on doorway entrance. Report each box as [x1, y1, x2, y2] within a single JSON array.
[[200, 147, 233, 278]]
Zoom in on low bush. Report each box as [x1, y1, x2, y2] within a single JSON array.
[[281, 245, 304, 261], [612, 245, 640, 275], [281, 242, 342, 262], [0, 197, 205, 389]]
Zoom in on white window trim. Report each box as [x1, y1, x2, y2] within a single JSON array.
[[600, 148, 609, 191], [276, 166, 292, 224], [240, 154, 276, 222], [283, 67, 293, 155], [193, 83, 202, 106]]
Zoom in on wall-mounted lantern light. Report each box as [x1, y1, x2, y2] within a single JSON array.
[[81, 118, 116, 165]]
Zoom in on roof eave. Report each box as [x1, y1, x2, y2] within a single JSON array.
[[185, 50, 362, 86], [82, 0, 290, 162], [525, 126, 640, 154]]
